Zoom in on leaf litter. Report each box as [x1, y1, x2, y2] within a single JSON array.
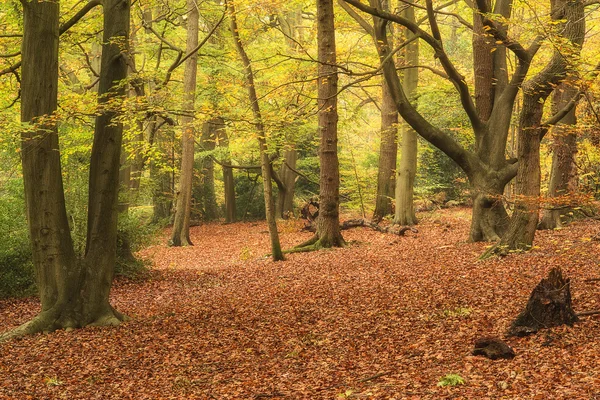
[[1, 209, 600, 399]]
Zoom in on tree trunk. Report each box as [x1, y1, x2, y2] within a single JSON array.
[[199, 118, 220, 221], [219, 127, 236, 223], [277, 148, 298, 218], [472, 0, 495, 124], [394, 3, 418, 226], [539, 83, 579, 229], [313, 0, 345, 248], [18, 0, 79, 324], [170, 0, 199, 246], [228, 0, 284, 261], [83, 0, 130, 325], [488, 0, 585, 254], [373, 0, 398, 222], [3, 0, 129, 341]]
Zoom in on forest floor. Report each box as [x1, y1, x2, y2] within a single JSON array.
[[1, 207, 600, 399]]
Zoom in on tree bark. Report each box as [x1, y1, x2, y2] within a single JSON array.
[[228, 0, 284, 261], [277, 149, 298, 218], [539, 82, 579, 229], [508, 267, 578, 336], [3, 0, 130, 341], [394, 3, 418, 226], [219, 127, 236, 223], [488, 0, 585, 253], [170, 0, 199, 246], [18, 0, 78, 321], [198, 118, 220, 221], [373, 0, 398, 222], [312, 0, 345, 248]]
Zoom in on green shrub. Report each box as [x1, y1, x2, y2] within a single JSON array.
[[0, 178, 36, 299]]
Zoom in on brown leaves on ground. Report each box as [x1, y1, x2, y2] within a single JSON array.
[[1, 208, 600, 399]]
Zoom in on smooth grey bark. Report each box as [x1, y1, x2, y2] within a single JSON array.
[[228, 0, 284, 261], [170, 0, 199, 246]]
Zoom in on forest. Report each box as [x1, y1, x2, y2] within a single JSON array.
[[1, 0, 600, 398]]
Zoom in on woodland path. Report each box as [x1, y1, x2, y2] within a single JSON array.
[[1, 208, 600, 399]]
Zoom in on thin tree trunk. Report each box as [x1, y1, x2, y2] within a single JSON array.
[[170, 0, 199, 246], [373, 0, 398, 221], [199, 118, 220, 221], [219, 126, 236, 223], [394, 3, 418, 226], [228, 0, 284, 261], [277, 149, 298, 218]]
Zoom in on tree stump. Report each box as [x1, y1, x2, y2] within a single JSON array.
[[508, 267, 578, 337], [472, 337, 515, 360]]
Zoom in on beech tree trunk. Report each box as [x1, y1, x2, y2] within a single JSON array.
[[490, 0, 585, 253], [313, 0, 345, 248], [171, 0, 199, 246], [3, 0, 129, 340], [394, 4, 418, 226], [228, 0, 284, 261]]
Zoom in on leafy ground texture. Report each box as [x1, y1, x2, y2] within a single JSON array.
[[1, 208, 600, 399]]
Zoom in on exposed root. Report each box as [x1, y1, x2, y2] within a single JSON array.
[[0, 306, 128, 342]]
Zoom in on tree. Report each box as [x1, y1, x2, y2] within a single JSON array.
[[487, 0, 586, 254], [298, 0, 345, 249], [341, 0, 588, 247], [394, 3, 418, 226], [170, 0, 200, 247], [372, 0, 399, 222], [2, 0, 130, 340], [539, 80, 580, 229], [228, 0, 284, 261]]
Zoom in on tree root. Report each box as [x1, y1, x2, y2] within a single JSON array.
[[302, 219, 417, 236], [0, 306, 128, 342]]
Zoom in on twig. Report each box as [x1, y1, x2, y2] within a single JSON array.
[[577, 310, 600, 317], [359, 371, 392, 383]]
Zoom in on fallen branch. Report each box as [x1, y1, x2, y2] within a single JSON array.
[[584, 278, 600, 283], [576, 310, 600, 317], [303, 218, 418, 236], [359, 371, 392, 383]]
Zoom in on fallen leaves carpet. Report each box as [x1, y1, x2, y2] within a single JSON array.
[[1, 209, 600, 399]]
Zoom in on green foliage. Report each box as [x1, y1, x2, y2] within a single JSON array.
[[0, 179, 35, 299], [416, 86, 473, 201], [235, 173, 265, 220], [437, 373, 465, 387], [442, 307, 473, 318]]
